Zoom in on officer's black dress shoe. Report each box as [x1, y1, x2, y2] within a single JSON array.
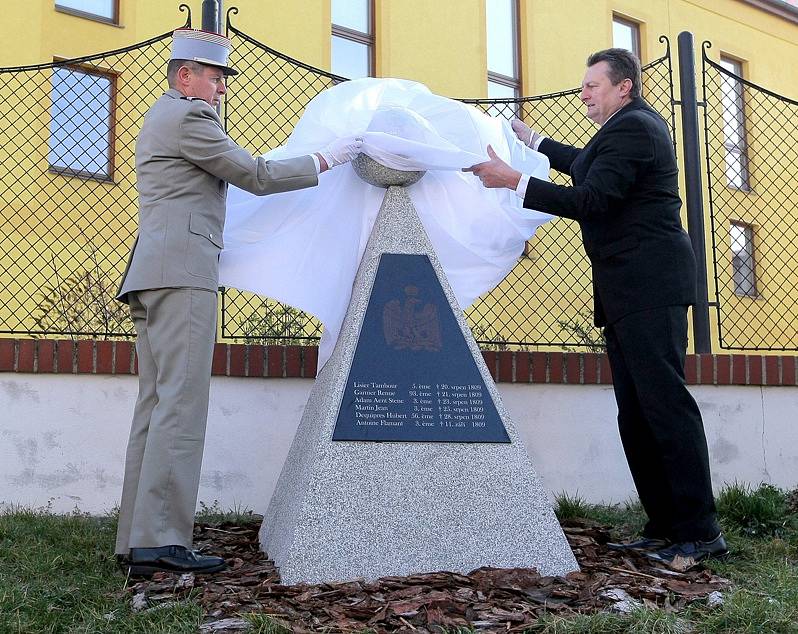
[[127, 545, 227, 577], [607, 536, 671, 552], [645, 533, 729, 565]]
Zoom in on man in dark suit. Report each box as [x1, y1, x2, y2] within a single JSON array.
[[465, 48, 727, 564]]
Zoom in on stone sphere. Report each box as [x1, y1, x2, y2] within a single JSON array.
[[352, 153, 425, 188]]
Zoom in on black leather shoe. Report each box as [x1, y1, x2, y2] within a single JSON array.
[[645, 533, 729, 565], [607, 536, 671, 552], [127, 545, 227, 577]]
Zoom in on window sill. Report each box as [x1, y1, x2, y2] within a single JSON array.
[[55, 6, 122, 28], [48, 166, 116, 185], [725, 184, 754, 194]]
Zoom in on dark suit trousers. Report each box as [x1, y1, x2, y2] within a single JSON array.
[[604, 305, 719, 542]]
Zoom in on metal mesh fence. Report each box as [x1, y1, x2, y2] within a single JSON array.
[[16, 22, 770, 351], [220, 28, 676, 349], [702, 44, 798, 350], [0, 15, 190, 338]]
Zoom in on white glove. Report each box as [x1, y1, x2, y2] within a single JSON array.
[[511, 119, 542, 148], [318, 136, 364, 169]]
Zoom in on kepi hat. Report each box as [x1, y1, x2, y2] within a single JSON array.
[[170, 28, 238, 76]]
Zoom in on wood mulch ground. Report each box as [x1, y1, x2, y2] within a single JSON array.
[[127, 518, 730, 633]]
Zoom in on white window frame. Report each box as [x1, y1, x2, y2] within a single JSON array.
[[331, 0, 374, 79], [486, 0, 521, 100], [612, 14, 641, 59], [55, 0, 119, 25], [719, 56, 751, 191], [49, 63, 116, 182], [730, 221, 758, 297]]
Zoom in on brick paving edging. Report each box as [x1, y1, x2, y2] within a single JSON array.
[[2, 338, 796, 386]]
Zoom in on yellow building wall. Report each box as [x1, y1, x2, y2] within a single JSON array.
[[0, 0, 796, 351], [668, 0, 798, 351], [3, 1, 795, 114], [376, 0, 487, 96]]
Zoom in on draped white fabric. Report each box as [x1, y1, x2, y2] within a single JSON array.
[[219, 78, 553, 368]]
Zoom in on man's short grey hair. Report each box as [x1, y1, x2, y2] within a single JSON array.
[[587, 48, 642, 98], [166, 59, 206, 88]]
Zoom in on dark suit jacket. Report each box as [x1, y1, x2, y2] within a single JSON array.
[[523, 97, 696, 327]]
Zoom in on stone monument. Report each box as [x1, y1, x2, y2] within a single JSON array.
[[260, 155, 578, 584]]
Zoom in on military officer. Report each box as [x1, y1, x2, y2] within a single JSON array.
[[114, 28, 362, 576]]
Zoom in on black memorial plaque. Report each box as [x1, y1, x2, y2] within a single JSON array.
[[332, 253, 510, 443]]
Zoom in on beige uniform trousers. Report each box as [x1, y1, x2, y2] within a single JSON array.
[[115, 287, 217, 555]]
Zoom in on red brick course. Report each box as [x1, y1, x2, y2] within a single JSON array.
[[531, 352, 547, 383], [583, 353, 598, 384], [37, 340, 55, 373], [699, 354, 714, 384], [765, 356, 779, 386], [95, 341, 114, 374], [565, 354, 580, 384], [784, 356, 797, 386], [1, 339, 796, 386], [599, 355, 612, 384], [549, 352, 564, 383], [212, 344, 228, 376], [57, 341, 74, 373], [77, 340, 93, 374], [115, 341, 134, 374], [515, 352, 530, 384], [498, 351, 513, 383], [267, 345, 283, 378], [285, 346, 301, 378], [229, 345, 246, 377], [248, 345, 265, 378], [17, 340, 35, 373], [0, 339, 14, 372], [303, 346, 318, 379]]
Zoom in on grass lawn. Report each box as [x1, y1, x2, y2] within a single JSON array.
[[1, 483, 796, 633]]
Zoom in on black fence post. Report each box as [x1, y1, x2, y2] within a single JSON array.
[[202, 0, 222, 33], [677, 31, 711, 354], [202, 0, 223, 119]]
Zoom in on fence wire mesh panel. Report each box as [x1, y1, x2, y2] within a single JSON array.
[[702, 44, 798, 350], [460, 42, 676, 349], [220, 30, 675, 348], [0, 12, 190, 338], [0, 14, 675, 349]]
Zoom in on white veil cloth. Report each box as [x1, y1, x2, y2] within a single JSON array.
[[219, 78, 553, 368]]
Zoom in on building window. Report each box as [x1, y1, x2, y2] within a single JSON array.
[[55, 0, 119, 24], [612, 15, 641, 58], [730, 222, 757, 297], [720, 56, 750, 190], [486, 0, 520, 102], [331, 0, 374, 79], [49, 64, 116, 181]]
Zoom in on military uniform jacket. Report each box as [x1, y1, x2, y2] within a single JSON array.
[[522, 97, 697, 326], [117, 89, 318, 301]]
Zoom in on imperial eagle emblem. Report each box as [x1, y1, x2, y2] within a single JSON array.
[[382, 285, 442, 352]]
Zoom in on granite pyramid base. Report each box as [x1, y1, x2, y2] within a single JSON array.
[[260, 184, 578, 584]]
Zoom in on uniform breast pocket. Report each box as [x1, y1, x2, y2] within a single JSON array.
[[185, 213, 224, 280]]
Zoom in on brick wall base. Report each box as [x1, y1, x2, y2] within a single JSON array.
[[2, 339, 796, 386]]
